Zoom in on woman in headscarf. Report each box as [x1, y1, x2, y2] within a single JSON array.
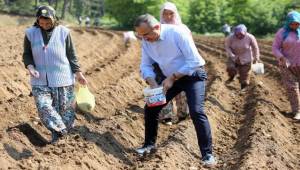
[[22, 6, 87, 143], [160, 1, 191, 34], [272, 11, 300, 120], [225, 24, 260, 89], [153, 2, 190, 125]]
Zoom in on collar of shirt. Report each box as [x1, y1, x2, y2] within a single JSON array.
[[158, 24, 166, 41]]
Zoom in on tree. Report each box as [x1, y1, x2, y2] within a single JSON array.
[[189, 0, 224, 33], [61, 0, 69, 19], [35, 0, 39, 8], [104, 0, 164, 28], [48, 0, 55, 6]]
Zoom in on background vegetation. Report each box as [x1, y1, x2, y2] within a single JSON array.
[[0, 0, 300, 35]]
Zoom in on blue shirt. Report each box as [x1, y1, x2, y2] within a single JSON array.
[[140, 24, 205, 79]]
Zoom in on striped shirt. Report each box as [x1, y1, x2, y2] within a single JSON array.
[[25, 25, 75, 87]]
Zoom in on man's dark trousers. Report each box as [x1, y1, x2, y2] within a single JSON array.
[[143, 68, 213, 157]]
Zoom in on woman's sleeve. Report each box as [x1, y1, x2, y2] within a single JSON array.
[[272, 29, 285, 59], [65, 33, 81, 73], [22, 35, 35, 68]]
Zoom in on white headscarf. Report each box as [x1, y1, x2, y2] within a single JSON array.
[[160, 2, 182, 25]]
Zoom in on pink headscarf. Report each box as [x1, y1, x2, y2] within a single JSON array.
[[160, 2, 182, 25]]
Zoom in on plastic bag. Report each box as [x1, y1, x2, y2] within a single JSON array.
[[123, 31, 137, 42], [76, 86, 95, 113], [252, 63, 264, 74]]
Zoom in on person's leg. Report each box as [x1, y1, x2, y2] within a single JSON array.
[[152, 63, 175, 125], [175, 92, 189, 119], [280, 67, 300, 114], [238, 63, 252, 89], [184, 80, 213, 157], [32, 86, 67, 142], [226, 58, 237, 82], [32, 86, 67, 132], [57, 85, 76, 130], [143, 82, 182, 146]]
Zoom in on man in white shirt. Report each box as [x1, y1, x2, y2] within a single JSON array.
[[134, 14, 216, 167]]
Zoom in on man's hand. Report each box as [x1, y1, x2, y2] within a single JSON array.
[[27, 65, 39, 78], [76, 71, 88, 85], [146, 77, 159, 89], [162, 76, 175, 93]]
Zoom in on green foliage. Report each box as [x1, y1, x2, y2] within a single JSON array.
[[189, 0, 224, 33], [104, 0, 164, 28], [168, 0, 190, 23], [0, 0, 298, 35], [2, 0, 35, 15], [188, 0, 293, 35]]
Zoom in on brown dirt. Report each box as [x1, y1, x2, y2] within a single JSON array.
[[0, 25, 299, 170]]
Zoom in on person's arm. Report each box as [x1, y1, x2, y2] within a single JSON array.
[[22, 35, 40, 78], [225, 36, 236, 61], [22, 35, 35, 68], [250, 34, 260, 62], [272, 28, 290, 68], [140, 43, 158, 88], [272, 29, 285, 59], [175, 30, 202, 77], [65, 33, 81, 73], [66, 33, 87, 85], [162, 29, 200, 92]]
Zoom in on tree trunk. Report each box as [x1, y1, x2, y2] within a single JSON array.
[[61, 0, 69, 19], [68, 0, 73, 15], [35, 0, 39, 8], [99, 0, 104, 16], [55, 0, 58, 10], [48, 0, 55, 6], [4, 0, 10, 5]]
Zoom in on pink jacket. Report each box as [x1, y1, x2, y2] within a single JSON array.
[[272, 28, 300, 65], [225, 33, 260, 65]]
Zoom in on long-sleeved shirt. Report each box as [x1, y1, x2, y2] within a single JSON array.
[[140, 24, 205, 79], [225, 33, 260, 65], [23, 26, 80, 73], [272, 28, 300, 65]]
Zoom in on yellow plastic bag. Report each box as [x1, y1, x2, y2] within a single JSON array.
[[76, 86, 95, 113]]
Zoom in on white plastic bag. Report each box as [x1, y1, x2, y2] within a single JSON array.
[[76, 86, 95, 113], [123, 31, 137, 43], [252, 63, 264, 74]]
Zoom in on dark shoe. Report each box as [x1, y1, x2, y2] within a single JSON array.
[[50, 131, 60, 144], [50, 129, 68, 144], [135, 145, 156, 156], [241, 83, 248, 90], [226, 76, 234, 83], [60, 129, 68, 135]]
